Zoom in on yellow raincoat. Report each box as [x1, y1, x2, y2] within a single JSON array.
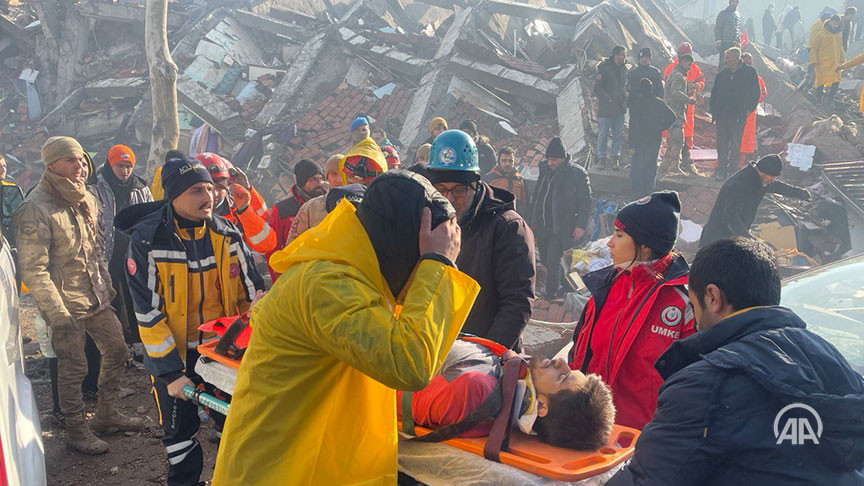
[[812, 23, 845, 88], [212, 200, 480, 485], [339, 137, 388, 185], [839, 52, 864, 111]]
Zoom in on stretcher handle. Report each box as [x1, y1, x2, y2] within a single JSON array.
[[182, 385, 230, 416]]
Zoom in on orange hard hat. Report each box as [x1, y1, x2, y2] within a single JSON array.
[[677, 42, 692, 56]]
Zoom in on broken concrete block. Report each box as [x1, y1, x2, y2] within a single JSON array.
[[84, 77, 147, 99], [233, 10, 313, 43], [483, 0, 584, 26], [176, 77, 244, 142], [448, 55, 560, 104]]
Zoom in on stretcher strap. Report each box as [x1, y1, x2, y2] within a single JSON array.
[[483, 356, 522, 462], [401, 391, 416, 436]]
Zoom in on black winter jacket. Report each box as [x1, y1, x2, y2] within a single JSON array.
[[700, 163, 810, 247], [709, 64, 761, 122], [457, 183, 535, 349], [596, 57, 628, 118], [608, 306, 864, 485], [528, 155, 593, 237], [627, 65, 664, 100], [628, 92, 676, 147]]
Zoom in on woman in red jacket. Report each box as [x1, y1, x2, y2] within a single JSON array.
[[569, 191, 694, 430]]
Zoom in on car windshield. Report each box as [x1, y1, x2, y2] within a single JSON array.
[[781, 255, 864, 375]]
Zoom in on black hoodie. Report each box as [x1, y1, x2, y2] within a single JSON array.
[[609, 306, 864, 485], [356, 170, 455, 299], [456, 183, 535, 349]]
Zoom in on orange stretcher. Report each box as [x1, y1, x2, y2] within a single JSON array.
[[398, 422, 639, 482], [198, 340, 243, 370]]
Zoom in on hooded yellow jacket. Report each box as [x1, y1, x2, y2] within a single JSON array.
[[339, 137, 388, 185], [213, 200, 480, 485]]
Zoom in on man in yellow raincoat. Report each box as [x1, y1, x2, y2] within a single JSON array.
[[836, 49, 864, 113], [212, 170, 480, 485], [811, 14, 845, 109]]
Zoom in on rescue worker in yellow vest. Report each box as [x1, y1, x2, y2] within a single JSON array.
[[115, 157, 265, 486], [213, 171, 480, 485]]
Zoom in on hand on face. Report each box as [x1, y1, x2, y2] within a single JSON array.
[[419, 207, 460, 262]]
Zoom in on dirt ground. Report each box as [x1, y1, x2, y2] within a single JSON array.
[[19, 295, 220, 485]]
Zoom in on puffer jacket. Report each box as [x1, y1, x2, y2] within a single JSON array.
[[715, 6, 741, 45], [608, 306, 864, 485], [596, 57, 628, 117], [93, 169, 153, 258], [457, 183, 535, 349], [14, 179, 113, 325], [115, 200, 265, 378]]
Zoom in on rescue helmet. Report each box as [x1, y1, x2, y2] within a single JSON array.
[[428, 129, 479, 173], [196, 153, 229, 180], [382, 145, 400, 169], [677, 42, 692, 56]]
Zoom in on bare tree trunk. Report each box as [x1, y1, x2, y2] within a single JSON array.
[[145, 0, 179, 177]]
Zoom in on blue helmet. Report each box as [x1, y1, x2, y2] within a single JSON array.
[[428, 129, 479, 173]]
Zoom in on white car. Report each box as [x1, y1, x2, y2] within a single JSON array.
[[0, 231, 46, 485]]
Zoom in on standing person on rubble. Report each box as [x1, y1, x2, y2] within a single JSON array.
[[92, 144, 153, 353], [427, 130, 535, 350], [595, 46, 628, 171], [663, 43, 705, 170], [284, 153, 344, 246], [763, 4, 777, 44], [843, 6, 858, 51], [15, 137, 145, 455], [265, 159, 324, 280], [199, 153, 276, 256], [150, 149, 187, 201], [212, 171, 480, 485], [700, 155, 810, 247], [350, 116, 371, 145], [812, 15, 846, 110], [485, 146, 529, 212], [528, 137, 592, 300], [628, 79, 676, 199], [115, 157, 265, 486], [740, 53, 768, 168], [714, 0, 742, 70], [710, 47, 761, 180], [662, 55, 696, 177], [627, 48, 663, 100], [569, 191, 695, 430], [459, 120, 497, 176], [426, 117, 448, 144]]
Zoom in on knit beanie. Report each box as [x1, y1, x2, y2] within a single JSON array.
[[294, 159, 322, 187], [639, 47, 652, 59], [756, 154, 783, 176], [325, 183, 367, 212], [162, 157, 213, 201], [350, 117, 369, 132], [42, 136, 84, 165], [429, 117, 448, 133], [108, 145, 135, 167], [615, 191, 681, 255], [545, 137, 566, 159], [459, 119, 478, 135]]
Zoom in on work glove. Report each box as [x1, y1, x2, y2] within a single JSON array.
[[232, 185, 251, 213]]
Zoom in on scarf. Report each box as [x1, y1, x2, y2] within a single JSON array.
[[41, 169, 99, 236], [99, 163, 145, 210]]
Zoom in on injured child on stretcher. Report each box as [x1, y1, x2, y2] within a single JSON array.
[[398, 337, 616, 451]]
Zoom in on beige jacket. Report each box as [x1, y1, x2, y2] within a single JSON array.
[[14, 179, 113, 326], [285, 194, 328, 245]]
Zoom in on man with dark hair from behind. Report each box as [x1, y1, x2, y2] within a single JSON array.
[[607, 238, 864, 485], [398, 337, 615, 451]]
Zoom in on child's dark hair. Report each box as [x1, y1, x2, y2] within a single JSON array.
[[533, 374, 615, 450]]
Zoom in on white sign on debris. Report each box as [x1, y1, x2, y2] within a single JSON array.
[[786, 143, 816, 172]]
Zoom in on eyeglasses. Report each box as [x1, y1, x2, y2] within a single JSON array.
[[434, 185, 471, 198]]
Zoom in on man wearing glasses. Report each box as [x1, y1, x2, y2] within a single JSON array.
[[427, 130, 536, 350]]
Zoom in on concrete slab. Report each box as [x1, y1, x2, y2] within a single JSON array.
[[84, 77, 148, 99], [448, 55, 559, 104], [233, 9, 313, 43], [483, 0, 584, 26], [556, 77, 587, 156]]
